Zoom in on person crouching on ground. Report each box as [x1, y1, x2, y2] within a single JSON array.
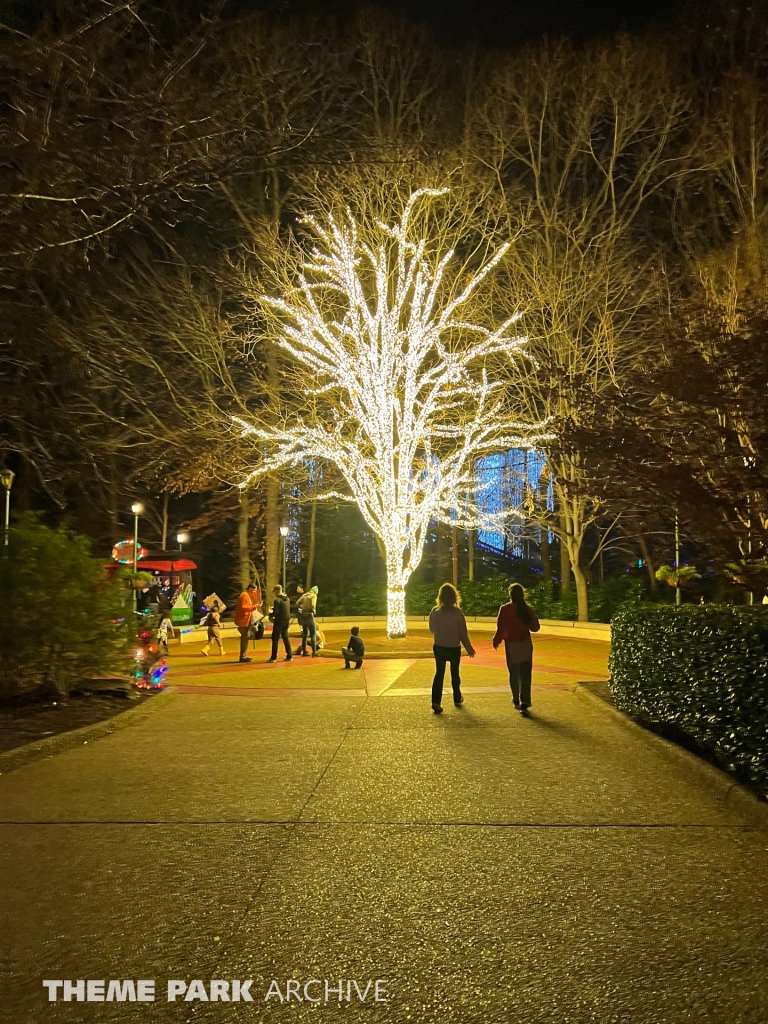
[[234, 582, 260, 664], [492, 583, 540, 715], [267, 585, 292, 662], [342, 626, 365, 668], [201, 601, 226, 656], [428, 583, 475, 713]]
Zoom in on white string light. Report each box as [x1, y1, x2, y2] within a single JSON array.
[[237, 189, 548, 637]]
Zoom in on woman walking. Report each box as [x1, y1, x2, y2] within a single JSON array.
[[428, 583, 475, 714], [492, 583, 540, 714]]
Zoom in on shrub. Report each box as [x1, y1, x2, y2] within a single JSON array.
[[457, 576, 516, 616], [339, 574, 647, 621], [340, 582, 386, 616], [610, 605, 768, 793], [0, 514, 133, 701], [406, 582, 438, 615], [527, 576, 645, 623]]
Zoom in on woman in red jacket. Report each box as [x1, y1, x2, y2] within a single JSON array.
[[492, 583, 540, 714]]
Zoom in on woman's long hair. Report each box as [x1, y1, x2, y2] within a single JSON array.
[[508, 583, 532, 625], [435, 582, 460, 609]]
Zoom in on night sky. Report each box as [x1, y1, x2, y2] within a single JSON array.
[[4, 0, 689, 46], [242, 0, 683, 46]]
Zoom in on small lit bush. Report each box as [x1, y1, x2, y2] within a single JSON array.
[[610, 605, 768, 792], [0, 514, 133, 701]]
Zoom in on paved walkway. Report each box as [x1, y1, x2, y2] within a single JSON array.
[[2, 636, 767, 1022]]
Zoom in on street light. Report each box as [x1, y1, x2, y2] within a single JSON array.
[[1, 468, 14, 548], [131, 502, 144, 611], [279, 525, 289, 592], [176, 531, 189, 552]]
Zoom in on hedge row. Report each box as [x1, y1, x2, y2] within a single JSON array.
[[339, 574, 646, 620], [610, 606, 768, 793]]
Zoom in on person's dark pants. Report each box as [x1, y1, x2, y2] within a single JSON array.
[[299, 614, 318, 654], [505, 645, 533, 707], [432, 644, 462, 705], [271, 624, 291, 659], [342, 646, 363, 668], [238, 626, 250, 660]]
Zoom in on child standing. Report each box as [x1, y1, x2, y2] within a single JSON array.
[[156, 612, 174, 654], [342, 626, 365, 669], [202, 602, 226, 656]]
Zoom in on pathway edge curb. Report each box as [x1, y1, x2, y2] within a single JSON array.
[[0, 687, 180, 776], [570, 682, 768, 833]]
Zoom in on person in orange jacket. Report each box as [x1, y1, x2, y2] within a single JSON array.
[[234, 583, 261, 663]]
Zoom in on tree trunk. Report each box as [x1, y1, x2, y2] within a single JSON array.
[[265, 476, 280, 595], [451, 523, 459, 588], [467, 528, 475, 582], [305, 499, 317, 589], [538, 474, 552, 583], [384, 542, 408, 637], [638, 535, 657, 592], [559, 514, 571, 594], [572, 560, 590, 622], [540, 526, 551, 583], [264, 341, 281, 598], [436, 523, 446, 583], [238, 486, 251, 589], [161, 492, 169, 551]]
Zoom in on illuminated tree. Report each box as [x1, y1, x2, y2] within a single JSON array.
[[236, 188, 542, 636]]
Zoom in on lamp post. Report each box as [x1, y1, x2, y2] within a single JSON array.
[[176, 531, 189, 552], [131, 502, 144, 611], [1, 468, 14, 548], [279, 525, 289, 592]]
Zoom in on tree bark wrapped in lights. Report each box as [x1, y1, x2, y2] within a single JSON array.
[[236, 188, 545, 636]]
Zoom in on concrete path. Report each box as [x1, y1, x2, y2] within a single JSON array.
[[2, 641, 768, 1023]]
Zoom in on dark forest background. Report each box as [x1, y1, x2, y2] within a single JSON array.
[[4, 0, 768, 619]]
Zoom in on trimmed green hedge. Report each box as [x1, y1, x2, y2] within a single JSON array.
[[610, 606, 768, 793]]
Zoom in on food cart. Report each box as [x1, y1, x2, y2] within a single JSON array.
[[137, 555, 198, 625]]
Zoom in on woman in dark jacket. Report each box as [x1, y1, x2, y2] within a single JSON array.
[[492, 583, 540, 714]]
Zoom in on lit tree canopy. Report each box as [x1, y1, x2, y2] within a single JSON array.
[[236, 188, 543, 636]]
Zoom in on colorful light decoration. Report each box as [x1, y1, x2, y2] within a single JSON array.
[[235, 189, 548, 637], [112, 538, 148, 564]]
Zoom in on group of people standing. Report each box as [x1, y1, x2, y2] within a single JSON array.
[[230, 582, 320, 664], [428, 581, 540, 716], [200, 575, 540, 717]]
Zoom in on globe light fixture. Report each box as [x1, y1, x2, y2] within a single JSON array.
[[176, 531, 190, 551]]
